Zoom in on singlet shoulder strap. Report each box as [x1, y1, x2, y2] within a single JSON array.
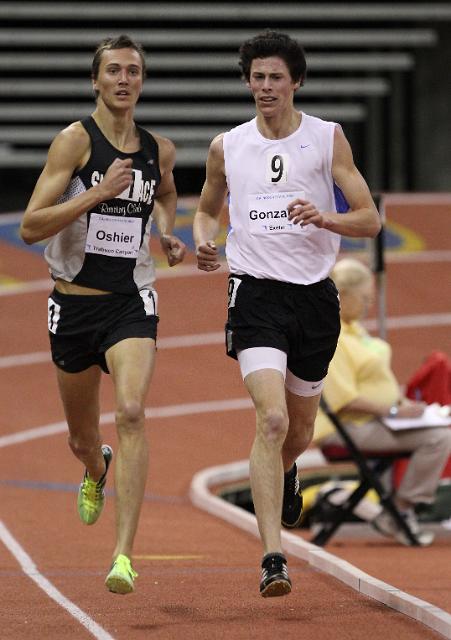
[[136, 124, 160, 167], [80, 116, 105, 143]]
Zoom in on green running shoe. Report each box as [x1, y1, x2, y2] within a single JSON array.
[[105, 554, 138, 594], [77, 444, 113, 525]]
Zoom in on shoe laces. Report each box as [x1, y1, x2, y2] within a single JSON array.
[[81, 473, 104, 503], [114, 554, 138, 579], [262, 554, 287, 574], [285, 469, 299, 498], [261, 563, 289, 583]]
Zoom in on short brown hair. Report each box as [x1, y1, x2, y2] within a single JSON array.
[[91, 34, 147, 81]]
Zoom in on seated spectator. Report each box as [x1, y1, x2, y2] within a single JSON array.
[[314, 258, 451, 544]]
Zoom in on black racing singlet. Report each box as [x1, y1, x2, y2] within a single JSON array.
[[44, 116, 162, 294]]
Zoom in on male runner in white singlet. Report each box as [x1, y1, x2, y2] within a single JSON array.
[[20, 35, 186, 594], [193, 30, 381, 597]]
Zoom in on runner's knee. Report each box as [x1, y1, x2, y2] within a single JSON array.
[[68, 434, 101, 458], [116, 400, 145, 431], [257, 407, 288, 443]]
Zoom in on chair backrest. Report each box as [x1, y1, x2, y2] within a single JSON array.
[[406, 351, 451, 405]]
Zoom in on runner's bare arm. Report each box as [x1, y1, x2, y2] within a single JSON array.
[[20, 122, 133, 244], [193, 134, 228, 271], [287, 126, 381, 238], [152, 135, 186, 266]]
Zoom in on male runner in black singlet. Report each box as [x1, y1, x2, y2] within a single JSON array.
[[20, 35, 186, 594]]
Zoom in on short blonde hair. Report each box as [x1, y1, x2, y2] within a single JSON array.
[[331, 258, 372, 293]]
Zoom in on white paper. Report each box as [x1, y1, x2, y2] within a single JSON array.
[[383, 403, 451, 430]]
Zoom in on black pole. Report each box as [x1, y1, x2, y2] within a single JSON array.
[[371, 194, 386, 339]]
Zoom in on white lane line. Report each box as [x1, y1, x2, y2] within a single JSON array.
[[0, 397, 253, 448], [0, 331, 225, 369], [1, 247, 451, 296], [0, 278, 52, 296], [0, 263, 225, 296], [366, 312, 451, 331], [0, 420, 70, 448], [146, 397, 252, 419], [382, 193, 451, 205], [0, 521, 115, 640], [2, 308, 450, 371], [386, 250, 451, 263], [159, 331, 224, 349], [0, 351, 50, 368]]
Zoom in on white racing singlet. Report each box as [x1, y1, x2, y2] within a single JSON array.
[[223, 112, 343, 285]]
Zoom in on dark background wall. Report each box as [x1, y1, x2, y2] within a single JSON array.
[[414, 22, 451, 190], [0, 0, 450, 213]]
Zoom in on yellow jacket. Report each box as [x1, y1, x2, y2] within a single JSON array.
[[314, 320, 401, 443]]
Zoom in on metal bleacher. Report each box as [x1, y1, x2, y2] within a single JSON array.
[[1, 2, 451, 191]]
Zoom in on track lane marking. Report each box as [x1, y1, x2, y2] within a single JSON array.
[[0, 521, 115, 640], [0, 263, 225, 297], [1, 247, 451, 296], [0, 398, 253, 448], [0, 331, 224, 369], [133, 555, 206, 560]]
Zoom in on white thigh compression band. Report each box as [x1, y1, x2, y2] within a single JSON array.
[[285, 369, 325, 397], [237, 347, 287, 379], [237, 348, 325, 396]]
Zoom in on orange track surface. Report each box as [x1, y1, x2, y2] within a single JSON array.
[[0, 198, 450, 639]]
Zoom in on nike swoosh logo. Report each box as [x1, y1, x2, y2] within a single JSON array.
[[311, 382, 322, 389], [300, 145, 310, 149]]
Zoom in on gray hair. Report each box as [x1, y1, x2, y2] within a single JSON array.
[[331, 258, 372, 293]]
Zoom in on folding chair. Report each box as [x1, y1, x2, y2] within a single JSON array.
[[310, 397, 420, 546]]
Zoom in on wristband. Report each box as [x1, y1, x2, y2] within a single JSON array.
[[388, 404, 399, 418]]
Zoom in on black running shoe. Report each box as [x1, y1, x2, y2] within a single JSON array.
[[281, 463, 303, 528], [260, 553, 292, 598]]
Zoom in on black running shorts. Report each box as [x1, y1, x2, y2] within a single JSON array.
[[225, 274, 340, 381], [48, 288, 159, 373]]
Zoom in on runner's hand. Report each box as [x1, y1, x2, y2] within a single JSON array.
[[160, 234, 186, 267], [196, 241, 220, 271], [97, 158, 134, 200], [287, 198, 331, 229]]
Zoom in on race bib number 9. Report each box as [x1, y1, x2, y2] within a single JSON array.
[[265, 152, 289, 183], [248, 191, 305, 235], [85, 213, 141, 258]]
